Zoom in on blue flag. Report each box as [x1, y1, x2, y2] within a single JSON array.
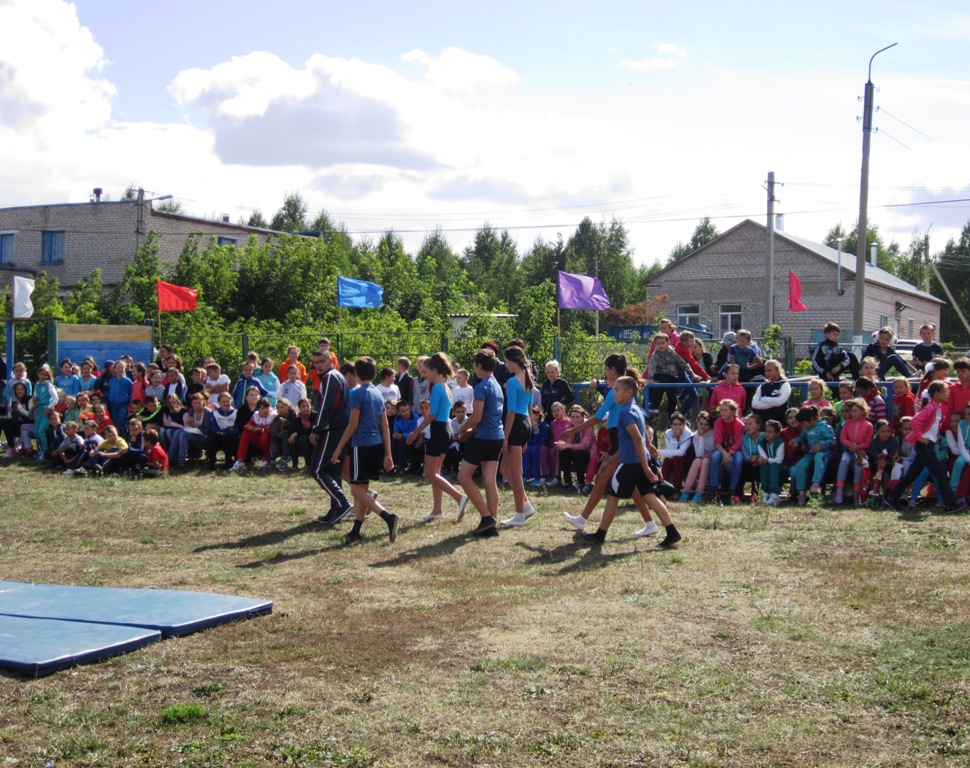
[[337, 276, 384, 308]]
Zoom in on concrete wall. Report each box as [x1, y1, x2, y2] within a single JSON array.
[[0, 202, 279, 289]]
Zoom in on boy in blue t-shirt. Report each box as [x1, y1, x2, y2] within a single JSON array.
[[391, 400, 419, 473], [578, 377, 681, 548], [330, 356, 397, 545]]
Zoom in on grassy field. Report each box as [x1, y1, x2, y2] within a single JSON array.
[[0, 462, 969, 767]]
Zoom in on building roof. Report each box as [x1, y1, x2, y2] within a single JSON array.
[[648, 219, 943, 305], [777, 226, 942, 305]]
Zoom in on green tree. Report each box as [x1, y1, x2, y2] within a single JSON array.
[[107, 232, 163, 325], [246, 210, 268, 228], [169, 234, 239, 318], [932, 221, 970, 347], [62, 269, 106, 324], [461, 224, 519, 310], [667, 216, 720, 264], [269, 191, 309, 232]]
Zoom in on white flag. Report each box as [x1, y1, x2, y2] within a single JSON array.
[[13, 276, 35, 319]]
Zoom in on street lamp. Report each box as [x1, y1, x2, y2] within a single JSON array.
[[853, 42, 897, 343]]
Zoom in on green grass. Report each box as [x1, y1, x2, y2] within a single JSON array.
[[1, 461, 969, 766]]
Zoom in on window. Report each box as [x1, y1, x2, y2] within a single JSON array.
[[677, 304, 701, 327], [41, 231, 65, 264], [719, 303, 742, 336], [0, 232, 13, 265], [217, 236, 237, 247]]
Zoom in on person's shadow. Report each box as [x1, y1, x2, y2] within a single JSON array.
[[369, 528, 484, 568], [515, 537, 648, 575], [194, 521, 320, 553]]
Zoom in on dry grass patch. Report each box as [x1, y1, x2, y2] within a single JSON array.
[[1, 462, 969, 765]]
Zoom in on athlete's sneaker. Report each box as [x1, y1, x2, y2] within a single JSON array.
[[578, 530, 605, 545], [563, 512, 586, 531], [528, 478, 545, 488], [421, 512, 444, 522], [691, 491, 704, 504], [500, 512, 527, 527], [256, 460, 272, 470], [678, 491, 690, 502], [659, 528, 682, 549], [386, 513, 399, 543], [344, 530, 363, 545], [522, 502, 536, 520], [580, 484, 593, 495], [456, 494, 469, 521], [633, 521, 659, 537], [470, 516, 498, 536], [229, 460, 246, 473]]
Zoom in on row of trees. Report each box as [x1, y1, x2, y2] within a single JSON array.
[[3, 190, 969, 377]]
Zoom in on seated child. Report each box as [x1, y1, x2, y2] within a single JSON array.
[[680, 410, 715, 503], [758, 418, 786, 506], [855, 377, 886, 423], [658, 411, 694, 494], [542, 401, 570, 485], [231, 397, 276, 471], [891, 377, 916, 430], [391, 399, 419, 473], [709, 399, 744, 501], [555, 405, 595, 492], [143, 429, 169, 477], [792, 405, 836, 504], [833, 398, 873, 505], [524, 405, 549, 486], [737, 413, 763, 501], [804, 377, 832, 410], [51, 420, 84, 473]]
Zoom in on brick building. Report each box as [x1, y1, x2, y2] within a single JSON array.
[[0, 194, 280, 289], [645, 219, 942, 352]]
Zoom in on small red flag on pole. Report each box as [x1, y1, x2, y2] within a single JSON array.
[[156, 280, 198, 312], [787, 270, 807, 312]]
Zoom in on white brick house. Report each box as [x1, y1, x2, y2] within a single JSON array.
[[0, 198, 281, 289], [645, 219, 943, 351]]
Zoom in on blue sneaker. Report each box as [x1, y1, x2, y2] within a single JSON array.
[[691, 491, 703, 504], [678, 491, 690, 502]]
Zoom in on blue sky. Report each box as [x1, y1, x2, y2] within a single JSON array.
[[2, 0, 968, 265]]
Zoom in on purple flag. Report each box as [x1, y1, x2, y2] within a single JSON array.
[[557, 270, 611, 311]]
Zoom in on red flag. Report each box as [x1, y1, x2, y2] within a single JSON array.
[[788, 270, 807, 312], [157, 280, 198, 312]]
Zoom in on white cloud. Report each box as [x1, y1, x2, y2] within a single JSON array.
[[401, 46, 520, 91], [617, 42, 686, 73], [0, 0, 114, 135]]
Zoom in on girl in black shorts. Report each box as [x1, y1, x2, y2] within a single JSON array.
[[407, 352, 468, 521]]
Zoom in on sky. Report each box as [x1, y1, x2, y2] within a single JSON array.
[[1, 0, 969, 268]]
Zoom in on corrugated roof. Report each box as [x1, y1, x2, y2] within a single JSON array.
[[777, 227, 943, 304]]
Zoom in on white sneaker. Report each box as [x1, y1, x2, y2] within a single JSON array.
[[229, 461, 246, 472], [523, 501, 536, 519], [257, 460, 272, 470], [421, 512, 444, 522], [546, 478, 560, 487], [456, 494, 469, 521], [563, 512, 586, 531], [61, 469, 73, 475], [633, 521, 659, 537], [500, 512, 527, 527]]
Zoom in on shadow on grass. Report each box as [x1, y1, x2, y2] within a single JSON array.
[[194, 521, 322, 553], [236, 541, 349, 568], [369, 529, 480, 568], [515, 536, 646, 575]]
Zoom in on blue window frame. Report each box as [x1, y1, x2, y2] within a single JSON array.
[[217, 236, 237, 246], [0, 233, 13, 265], [41, 231, 65, 264]]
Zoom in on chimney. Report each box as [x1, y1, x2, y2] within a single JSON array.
[[222, 214, 230, 223], [870, 243, 878, 267], [774, 213, 784, 231], [93, 187, 103, 203]]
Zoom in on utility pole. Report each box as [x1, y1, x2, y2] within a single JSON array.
[[765, 171, 777, 329], [923, 224, 932, 293], [853, 43, 897, 342]]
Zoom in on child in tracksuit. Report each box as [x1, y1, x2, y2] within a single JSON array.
[[758, 419, 786, 506], [793, 405, 836, 505]]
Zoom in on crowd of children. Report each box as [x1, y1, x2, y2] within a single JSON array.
[[3, 321, 968, 549]]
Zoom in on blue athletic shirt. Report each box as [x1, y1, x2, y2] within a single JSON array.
[[506, 375, 530, 415], [596, 388, 624, 428], [430, 381, 452, 423], [349, 383, 384, 447], [618, 400, 647, 464], [473, 375, 505, 440]]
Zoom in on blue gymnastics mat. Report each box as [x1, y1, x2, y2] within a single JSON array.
[[0, 581, 272, 677], [0, 614, 161, 678]]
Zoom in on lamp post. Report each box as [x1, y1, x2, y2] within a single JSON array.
[[853, 43, 897, 342]]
